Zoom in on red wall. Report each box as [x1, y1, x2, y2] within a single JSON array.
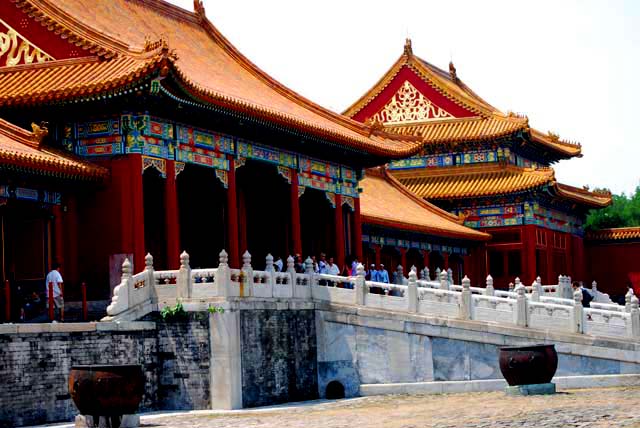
[[585, 241, 640, 299]]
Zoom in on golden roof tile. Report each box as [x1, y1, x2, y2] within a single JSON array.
[[393, 164, 555, 200], [1, 0, 422, 159], [555, 183, 612, 208], [360, 168, 489, 241], [0, 117, 108, 180], [586, 227, 640, 241]]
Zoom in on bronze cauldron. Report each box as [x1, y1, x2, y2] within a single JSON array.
[[69, 365, 144, 421], [499, 344, 558, 386]]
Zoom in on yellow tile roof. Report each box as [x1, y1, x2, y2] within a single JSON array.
[[586, 227, 640, 241], [392, 164, 611, 208], [0, 0, 422, 159], [394, 164, 555, 200], [360, 168, 489, 241]]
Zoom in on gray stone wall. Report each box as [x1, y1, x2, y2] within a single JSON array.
[[316, 308, 640, 395], [0, 314, 211, 428], [240, 309, 318, 407]]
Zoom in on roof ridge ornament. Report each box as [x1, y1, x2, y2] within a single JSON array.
[[194, 0, 206, 21], [403, 38, 413, 56], [30, 121, 48, 146], [448, 61, 457, 82]]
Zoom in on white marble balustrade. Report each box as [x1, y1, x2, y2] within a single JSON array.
[[104, 250, 640, 341]]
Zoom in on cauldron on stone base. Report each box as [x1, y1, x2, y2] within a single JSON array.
[[69, 364, 145, 428], [499, 344, 558, 395]]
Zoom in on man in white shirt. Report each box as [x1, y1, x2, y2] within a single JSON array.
[[45, 262, 64, 322]]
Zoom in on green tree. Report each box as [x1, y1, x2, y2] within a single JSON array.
[[585, 185, 640, 230]]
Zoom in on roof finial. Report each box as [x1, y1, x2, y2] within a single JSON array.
[[449, 61, 457, 81], [194, 0, 206, 19], [404, 38, 413, 56], [30, 122, 48, 145]]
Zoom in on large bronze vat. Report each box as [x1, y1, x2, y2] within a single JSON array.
[[498, 344, 558, 386], [69, 365, 144, 418]]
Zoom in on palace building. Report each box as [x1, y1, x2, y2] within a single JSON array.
[[346, 40, 611, 288], [0, 0, 439, 300]]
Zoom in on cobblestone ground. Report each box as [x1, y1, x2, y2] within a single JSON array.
[[141, 387, 640, 428]]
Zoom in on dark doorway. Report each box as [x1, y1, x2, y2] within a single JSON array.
[[300, 188, 335, 262], [177, 164, 226, 269], [325, 380, 345, 399], [236, 161, 290, 264]]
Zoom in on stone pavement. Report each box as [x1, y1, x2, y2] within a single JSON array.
[[141, 386, 640, 428], [30, 387, 640, 428]]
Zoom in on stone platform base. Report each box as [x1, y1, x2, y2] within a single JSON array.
[[505, 383, 556, 396], [75, 414, 140, 428]]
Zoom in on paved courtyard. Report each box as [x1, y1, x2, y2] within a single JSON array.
[[136, 387, 640, 428]]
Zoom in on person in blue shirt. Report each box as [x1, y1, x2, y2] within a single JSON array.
[[368, 264, 378, 281], [378, 263, 390, 284]]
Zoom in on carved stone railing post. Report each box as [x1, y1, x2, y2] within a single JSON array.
[[566, 276, 573, 299], [530, 280, 540, 302], [626, 288, 634, 312], [176, 251, 192, 299], [407, 268, 418, 313], [573, 287, 584, 334], [145, 253, 155, 287], [422, 266, 430, 281], [514, 277, 522, 289], [630, 295, 640, 337], [460, 275, 472, 320], [304, 256, 316, 286], [286, 255, 296, 287], [435, 267, 441, 281], [447, 268, 453, 287], [215, 249, 231, 297], [106, 258, 132, 316], [355, 263, 366, 306], [515, 283, 528, 327], [241, 250, 253, 297], [485, 275, 494, 296], [439, 270, 449, 290], [265, 253, 274, 273]]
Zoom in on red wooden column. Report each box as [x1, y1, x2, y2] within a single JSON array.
[[353, 197, 363, 261], [65, 195, 79, 284], [226, 158, 240, 268], [545, 229, 554, 284], [399, 248, 408, 272], [334, 194, 345, 270], [130, 155, 145, 272], [290, 170, 302, 256], [564, 231, 573, 279], [443, 252, 450, 270], [52, 205, 65, 266], [523, 225, 537, 285], [164, 159, 180, 269]]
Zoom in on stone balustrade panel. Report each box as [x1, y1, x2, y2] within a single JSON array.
[[528, 301, 573, 332], [584, 308, 631, 338], [471, 294, 516, 325], [417, 288, 459, 318]]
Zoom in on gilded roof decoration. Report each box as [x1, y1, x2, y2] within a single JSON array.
[[0, 17, 54, 66], [360, 168, 489, 240], [0, 117, 108, 180], [586, 227, 640, 241], [372, 80, 454, 125], [0, 0, 422, 159]]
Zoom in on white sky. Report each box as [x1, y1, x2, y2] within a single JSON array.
[[168, 0, 640, 195]]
